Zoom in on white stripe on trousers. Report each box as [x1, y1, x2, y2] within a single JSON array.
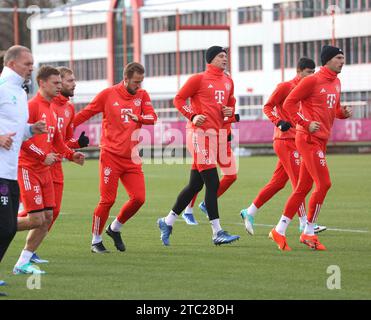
[[298, 203, 306, 217], [93, 216, 101, 236], [312, 204, 321, 223], [22, 168, 31, 191]]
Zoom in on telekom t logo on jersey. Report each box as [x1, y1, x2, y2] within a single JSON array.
[[215, 90, 225, 105], [327, 94, 337, 108], [47, 126, 55, 142], [57, 117, 64, 130]]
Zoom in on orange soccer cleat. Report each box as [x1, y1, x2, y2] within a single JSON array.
[[268, 228, 292, 251], [300, 233, 326, 251]]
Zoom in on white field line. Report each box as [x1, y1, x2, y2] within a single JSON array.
[[242, 222, 369, 233], [64, 214, 369, 233]]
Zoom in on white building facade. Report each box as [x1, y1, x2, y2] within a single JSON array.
[[30, 0, 371, 120]]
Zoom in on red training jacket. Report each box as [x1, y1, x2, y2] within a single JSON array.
[[51, 94, 79, 150], [173, 64, 235, 133], [50, 94, 80, 183], [19, 92, 75, 173], [283, 66, 347, 141], [263, 76, 300, 140], [73, 83, 157, 159]]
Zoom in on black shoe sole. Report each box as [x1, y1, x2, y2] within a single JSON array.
[[91, 248, 110, 253], [112, 243, 126, 252], [213, 238, 240, 246], [91, 244, 110, 253], [115, 244, 126, 252]]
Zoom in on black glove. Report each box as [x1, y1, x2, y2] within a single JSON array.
[[78, 131, 89, 148], [276, 120, 292, 132]]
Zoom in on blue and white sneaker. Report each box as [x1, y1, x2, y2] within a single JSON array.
[[13, 263, 46, 275], [240, 209, 255, 235], [299, 224, 327, 234], [198, 201, 208, 217], [182, 213, 198, 225], [213, 230, 240, 245], [0, 280, 6, 286], [157, 218, 173, 246], [30, 253, 49, 264]]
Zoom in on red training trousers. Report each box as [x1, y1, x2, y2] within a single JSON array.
[[253, 139, 305, 217], [186, 128, 237, 205], [283, 132, 331, 223], [92, 149, 145, 236], [49, 162, 64, 230], [18, 167, 55, 213]]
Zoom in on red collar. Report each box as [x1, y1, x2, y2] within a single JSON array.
[[36, 92, 52, 106], [206, 64, 225, 76], [52, 94, 69, 106], [319, 66, 338, 81], [117, 82, 141, 99]]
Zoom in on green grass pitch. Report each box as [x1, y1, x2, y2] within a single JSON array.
[[1, 154, 371, 299]]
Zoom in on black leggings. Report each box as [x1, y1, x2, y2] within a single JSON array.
[[0, 179, 19, 263], [172, 168, 220, 220]]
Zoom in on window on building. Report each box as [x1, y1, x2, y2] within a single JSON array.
[[345, 38, 352, 64], [239, 95, 264, 119], [144, 49, 209, 77], [239, 45, 263, 71], [144, 10, 228, 33], [303, 0, 315, 18], [274, 36, 371, 69], [38, 24, 106, 43], [238, 5, 262, 24], [274, 44, 281, 69], [144, 15, 178, 33], [152, 99, 178, 119], [352, 37, 359, 64], [239, 96, 263, 106], [169, 52, 176, 76], [341, 90, 371, 118], [38, 58, 107, 81], [184, 10, 228, 26], [273, 3, 281, 20], [152, 99, 173, 109], [273, 0, 371, 21]]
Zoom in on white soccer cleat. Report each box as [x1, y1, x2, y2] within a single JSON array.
[[240, 209, 254, 235]]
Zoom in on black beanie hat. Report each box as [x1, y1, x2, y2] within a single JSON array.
[[321, 45, 344, 66], [205, 46, 227, 64]]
